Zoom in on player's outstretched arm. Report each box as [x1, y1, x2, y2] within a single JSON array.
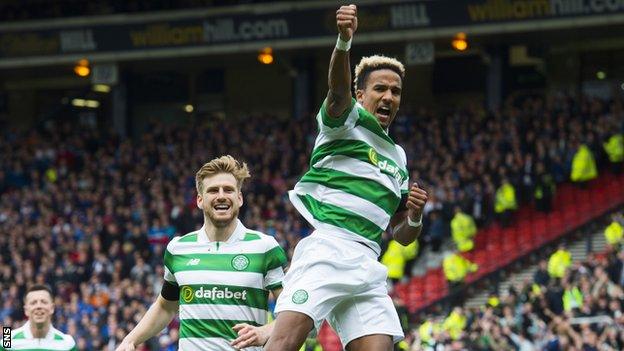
[[230, 288, 282, 349], [326, 4, 358, 118], [390, 183, 428, 245], [115, 296, 179, 351]]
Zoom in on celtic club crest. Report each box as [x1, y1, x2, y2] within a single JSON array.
[[231, 255, 250, 271]]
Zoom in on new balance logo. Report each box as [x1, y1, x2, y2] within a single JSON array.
[[186, 258, 201, 266]]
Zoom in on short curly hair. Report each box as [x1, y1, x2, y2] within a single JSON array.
[[195, 155, 251, 193], [354, 55, 405, 91]]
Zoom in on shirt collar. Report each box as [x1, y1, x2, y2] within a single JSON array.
[[197, 219, 246, 244], [23, 321, 56, 340]]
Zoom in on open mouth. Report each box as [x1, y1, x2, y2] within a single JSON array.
[[376, 106, 391, 121], [213, 204, 231, 213]]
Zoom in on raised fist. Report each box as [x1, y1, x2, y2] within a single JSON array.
[[407, 182, 428, 221], [336, 4, 358, 41]]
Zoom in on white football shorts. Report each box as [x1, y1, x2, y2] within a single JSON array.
[[274, 230, 404, 347]]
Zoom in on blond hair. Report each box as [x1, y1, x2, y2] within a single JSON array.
[[195, 155, 251, 193], [353, 55, 405, 91]]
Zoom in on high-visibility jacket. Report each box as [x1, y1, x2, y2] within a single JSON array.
[[402, 240, 419, 261], [604, 134, 624, 163], [419, 320, 434, 345], [396, 340, 409, 350], [451, 212, 477, 252], [443, 253, 478, 282], [494, 182, 517, 213], [45, 168, 58, 182], [605, 221, 624, 246], [563, 286, 583, 311], [571, 144, 598, 182], [419, 320, 442, 346], [547, 249, 572, 278], [443, 310, 467, 340], [487, 296, 500, 308], [381, 240, 406, 279]]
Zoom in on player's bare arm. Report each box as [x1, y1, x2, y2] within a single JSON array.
[[390, 183, 428, 245], [326, 4, 358, 118], [230, 288, 283, 349], [115, 296, 179, 351]]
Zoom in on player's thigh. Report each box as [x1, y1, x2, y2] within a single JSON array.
[[328, 290, 403, 349], [276, 235, 373, 331], [345, 334, 394, 351]]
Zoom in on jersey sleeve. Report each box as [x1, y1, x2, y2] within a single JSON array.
[[397, 145, 409, 195], [316, 97, 359, 132], [162, 240, 180, 300], [263, 238, 288, 291], [163, 240, 178, 284]]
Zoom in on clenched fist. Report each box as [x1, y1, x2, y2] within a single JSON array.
[[406, 182, 428, 221], [336, 4, 358, 41]]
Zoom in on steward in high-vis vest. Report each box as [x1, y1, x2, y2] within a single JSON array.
[[604, 133, 624, 174], [494, 177, 517, 227], [451, 207, 477, 252], [548, 245, 572, 279], [381, 240, 418, 284], [418, 317, 443, 348], [605, 219, 624, 248], [442, 308, 467, 340], [571, 143, 598, 183], [443, 252, 478, 283]]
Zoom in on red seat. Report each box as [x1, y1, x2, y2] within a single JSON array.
[[318, 323, 342, 351]]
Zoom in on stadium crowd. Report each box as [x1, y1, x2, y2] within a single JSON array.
[[409, 239, 624, 351], [0, 92, 623, 350]]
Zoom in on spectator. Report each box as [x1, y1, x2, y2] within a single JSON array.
[[533, 161, 555, 213], [1, 92, 622, 348], [533, 259, 550, 287], [450, 206, 477, 252]]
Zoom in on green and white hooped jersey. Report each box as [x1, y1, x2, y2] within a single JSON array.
[[2, 322, 77, 350], [163, 219, 287, 350], [289, 98, 409, 256]]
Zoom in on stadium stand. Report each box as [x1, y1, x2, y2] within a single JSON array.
[[407, 213, 624, 350], [1, 92, 623, 350], [2, 1, 624, 349]]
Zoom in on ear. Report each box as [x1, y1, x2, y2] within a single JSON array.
[[23, 303, 30, 317], [196, 194, 203, 210], [355, 89, 364, 104], [238, 191, 243, 207]]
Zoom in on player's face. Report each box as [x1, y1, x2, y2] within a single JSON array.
[[197, 173, 243, 228], [24, 290, 54, 325], [356, 69, 402, 129]]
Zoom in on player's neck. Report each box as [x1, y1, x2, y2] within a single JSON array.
[[29, 321, 50, 339], [203, 219, 238, 242]]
